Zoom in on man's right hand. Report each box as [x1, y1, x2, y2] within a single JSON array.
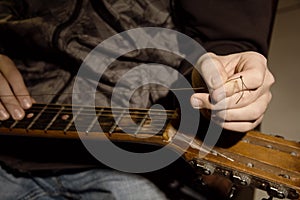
[[0, 54, 33, 120]]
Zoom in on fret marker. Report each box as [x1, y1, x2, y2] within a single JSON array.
[[27, 113, 34, 119], [26, 105, 47, 131], [61, 114, 70, 121], [85, 108, 104, 134]]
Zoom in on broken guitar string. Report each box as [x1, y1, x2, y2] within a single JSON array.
[[0, 76, 250, 105], [226, 75, 250, 104]]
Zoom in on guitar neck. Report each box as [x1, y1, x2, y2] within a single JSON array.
[[0, 103, 176, 139], [0, 103, 299, 199]]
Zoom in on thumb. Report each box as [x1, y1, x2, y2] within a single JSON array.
[[193, 53, 228, 91]]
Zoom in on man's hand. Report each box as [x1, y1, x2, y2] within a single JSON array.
[[190, 52, 275, 132], [0, 54, 33, 120]]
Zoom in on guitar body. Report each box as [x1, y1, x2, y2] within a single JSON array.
[[0, 103, 299, 199]]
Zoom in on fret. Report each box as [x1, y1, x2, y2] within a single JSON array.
[[134, 111, 149, 135], [108, 109, 126, 135], [91, 108, 113, 133], [26, 104, 47, 130], [0, 105, 175, 136], [10, 105, 42, 130], [0, 118, 15, 129], [47, 107, 74, 131], [85, 108, 104, 133], [66, 107, 101, 132], [9, 120, 19, 130], [44, 106, 65, 131], [63, 107, 82, 133], [136, 110, 170, 136]]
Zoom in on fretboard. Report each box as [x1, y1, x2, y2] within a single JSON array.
[[0, 103, 178, 140]]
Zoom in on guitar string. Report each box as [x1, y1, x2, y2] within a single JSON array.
[[1, 105, 234, 161], [23, 105, 177, 116], [225, 75, 250, 104], [0, 87, 208, 98], [0, 76, 250, 104], [8, 106, 174, 132], [0, 78, 257, 165], [3, 121, 234, 162], [20, 109, 176, 119], [5, 116, 167, 135], [13, 118, 168, 129]]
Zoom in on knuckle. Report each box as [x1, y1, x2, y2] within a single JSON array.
[[197, 53, 210, 66], [268, 92, 273, 102], [251, 51, 267, 63], [255, 72, 265, 88], [1, 96, 17, 105], [258, 53, 267, 63], [197, 53, 217, 70], [267, 72, 275, 85]]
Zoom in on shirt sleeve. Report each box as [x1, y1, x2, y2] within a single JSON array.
[[172, 0, 278, 57]]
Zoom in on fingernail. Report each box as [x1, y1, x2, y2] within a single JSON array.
[[0, 110, 9, 120], [13, 109, 23, 120], [22, 98, 32, 109], [191, 97, 203, 109]]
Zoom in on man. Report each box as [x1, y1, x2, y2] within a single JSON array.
[[0, 0, 276, 199]]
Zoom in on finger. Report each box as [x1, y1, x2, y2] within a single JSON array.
[[214, 115, 264, 133], [213, 88, 261, 110], [192, 90, 250, 111], [212, 54, 267, 101], [195, 53, 228, 91], [214, 71, 274, 110], [0, 55, 32, 109], [215, 92, 272, 122], [192, 86, 271, 113], [0, 73, 25, 120], [191, 92, 228, 111], [191, 93, 213, 110], [0, 102, 9, 120], [191, 92, 228, 122]]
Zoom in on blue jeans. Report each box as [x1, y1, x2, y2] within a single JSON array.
[[0, 166, 167, 200]]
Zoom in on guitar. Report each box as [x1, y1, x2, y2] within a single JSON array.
[[0, 103, 299, 199]]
